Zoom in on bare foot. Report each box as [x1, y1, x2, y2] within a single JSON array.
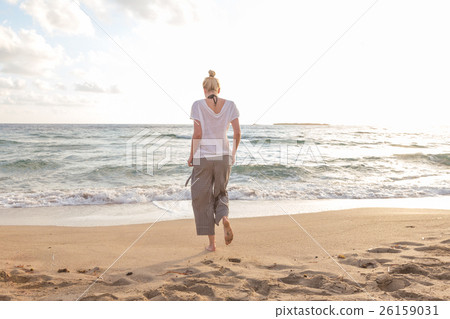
[[223, 216, 233, 245], [205, 244, 216, 252]]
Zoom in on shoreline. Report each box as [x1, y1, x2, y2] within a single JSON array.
[[1, 196, 450, 227], [1, 207, 449, 301]]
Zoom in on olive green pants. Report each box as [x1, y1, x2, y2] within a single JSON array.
[[191, 155, 232, 235]]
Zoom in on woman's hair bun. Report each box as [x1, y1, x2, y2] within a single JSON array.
[[203, 69, 220, 91]]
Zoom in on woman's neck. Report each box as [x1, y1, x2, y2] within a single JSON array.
[[206, 92, 218, 98]]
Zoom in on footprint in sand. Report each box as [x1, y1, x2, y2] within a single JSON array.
[[265, 263, 295, 270], [124, 296, 146, 301], [392, 241, 424, 247], [283, 271, 359, 288], [1, 271, 30, 284], [77, 267, 101, 276], [198, 261, 238, 277], [20, 281, 56, 289], [390, 263, 429, 276], [432, 271, 450, 281], [376, 258, 392, 264], [20, 280, 74, 290], [228, 258, 241, 263], [414, 245, 450, 254], [158, 266, 199, 277], [162, 283, 215, 298], [201, 259, 213, 265], [376, 274, 410, 292], [79, 293, 118, 301], [1, 270, 53, 284], [392, 290, 444, 301], [415, 279, 434, 287], [400, 256, 442, 267], [368, 248, 402, 254], [0, 271, 9, 282], [143, 289, 162, 300], [279, 272, 361, 295], [245, 278, 272, 296], [339, 257, 379, 269], [225, 293, 251, 301], [105, 278, 132, 286], [187, 284, 215, 297], [58, 281, 74, 288]]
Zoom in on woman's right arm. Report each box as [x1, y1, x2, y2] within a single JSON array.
[[231, 118, 241, 165], [188, 120, 202, 166]]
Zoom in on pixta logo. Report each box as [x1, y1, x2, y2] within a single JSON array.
[[126, 129, 172, 175]]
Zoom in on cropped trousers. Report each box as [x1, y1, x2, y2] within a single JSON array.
[[190, 155, 232, 235]]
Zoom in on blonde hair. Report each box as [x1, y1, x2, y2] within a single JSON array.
[[202, 70, 220, 93]]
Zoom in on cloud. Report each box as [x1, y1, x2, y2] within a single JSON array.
[[79, 0, 111, 22], [20, 0, 94, 36], [0, 77, 26, 89], [0, 90, 91, 107], [75, 81, 120, 94], [109, 84, 120, 93], [112, 0, 200, 25], [33, 79, 53, 90], [10, 0, 204, 26], [0, 25, 64, 75], [55, 82, 67, 90]]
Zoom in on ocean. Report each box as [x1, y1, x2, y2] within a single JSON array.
[[1, 123, 449, 209]]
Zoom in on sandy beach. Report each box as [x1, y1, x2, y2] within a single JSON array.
[[1, 207, 449, 301]]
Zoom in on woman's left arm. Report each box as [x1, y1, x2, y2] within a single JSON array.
[[231, 118, 241, 165]]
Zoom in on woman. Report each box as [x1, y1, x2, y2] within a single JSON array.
[[187, 70, 241, 252]]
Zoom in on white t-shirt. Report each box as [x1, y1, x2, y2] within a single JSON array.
[[190, 98, 240, 158]]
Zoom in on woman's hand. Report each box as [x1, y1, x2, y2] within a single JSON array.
[[187, 155, 193, 167], [231, 154, 236, 165]]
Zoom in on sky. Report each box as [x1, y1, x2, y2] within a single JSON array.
[[0, 0, 449, 126]]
